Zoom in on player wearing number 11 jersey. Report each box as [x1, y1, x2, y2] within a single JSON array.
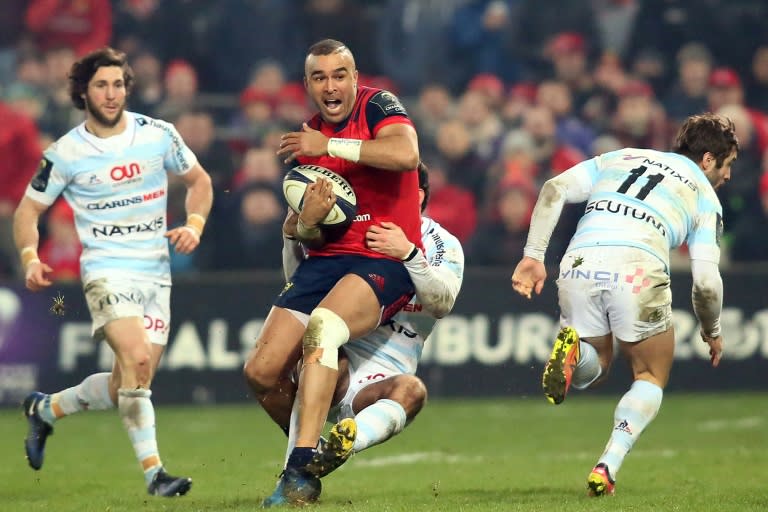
[[511, 113, 738, 496]]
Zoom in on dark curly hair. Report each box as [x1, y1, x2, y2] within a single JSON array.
[[673, 113, 739, 167], [68, 47, 134, 110]]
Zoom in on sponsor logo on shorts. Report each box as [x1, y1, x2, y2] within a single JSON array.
[[367, 273, 385, 292], [625, 267, 651, 294], [356, 372, 386, 385], [97, 291, 144, 310]]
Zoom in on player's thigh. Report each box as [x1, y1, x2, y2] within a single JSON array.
[[557, 251, 611, 338], [605, 251, 672, 343], [247, 306, 306, 379], [351, 374, 427, 417], [320, 258, 415, 339], [618, 328, 675, 388]]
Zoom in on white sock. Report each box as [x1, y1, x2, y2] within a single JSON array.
[[352, 399, 407, 452], [118, 388, 163, 485], [597, 380, 663, 478], [284, 398, 301, 468], [572, 342, 602, 390], [37, 372, 114, 424]]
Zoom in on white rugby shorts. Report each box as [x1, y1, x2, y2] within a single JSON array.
[[556, 246, 672, 342], [84, 275, 171, 345], [330, 339, 418, 422]]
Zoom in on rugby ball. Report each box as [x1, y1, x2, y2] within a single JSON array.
[[282, 164, 357, 227]]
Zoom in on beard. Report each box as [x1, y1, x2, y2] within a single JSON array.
[[84, 95, 124, 128]]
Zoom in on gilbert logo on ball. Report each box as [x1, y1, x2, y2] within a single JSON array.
[[283, 165, 358, 227]]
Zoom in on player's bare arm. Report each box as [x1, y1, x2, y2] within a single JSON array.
[[278, 122, 418, 171], [165, 163, 213, 255], [13, 196, 54, 292]]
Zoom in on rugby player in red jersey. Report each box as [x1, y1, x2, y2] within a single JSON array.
[[242, 39, 422, 507]]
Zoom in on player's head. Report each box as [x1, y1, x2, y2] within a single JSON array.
[[68, 47, 134, 127], [417, 161, 430, 212], [304, 39, 358, 124], [673, 112, 739, 190]]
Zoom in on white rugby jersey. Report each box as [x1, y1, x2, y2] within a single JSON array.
[[563, 148, 723, 268], [343, 217, 465, 374], [25, 112, 197, 284]]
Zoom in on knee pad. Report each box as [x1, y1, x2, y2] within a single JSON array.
[[303, 307, 350, 370]]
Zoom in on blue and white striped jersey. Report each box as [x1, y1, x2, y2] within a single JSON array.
[[565, 148, 723, 268], [24, 112, 197, 284]]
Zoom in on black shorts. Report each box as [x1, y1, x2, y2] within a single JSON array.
[[274, 255, 414, 324]]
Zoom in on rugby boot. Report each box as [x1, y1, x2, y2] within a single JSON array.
[[306, 417, 357, 477], [542, 327, 580, 404], [147, 468, 193, 497], [23, 391, 53, 470], [587, 463, 616, 497], [262, 467, 321, 508]]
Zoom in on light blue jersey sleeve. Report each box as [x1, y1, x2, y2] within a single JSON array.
[[25, 146, 72, 206], [151, 118, 197, 175], [687, 195, 722, 264]]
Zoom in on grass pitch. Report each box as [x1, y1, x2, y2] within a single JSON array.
[[1, 393, 766, 511]]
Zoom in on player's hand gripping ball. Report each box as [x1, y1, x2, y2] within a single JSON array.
[[282, 165, 357, 229]]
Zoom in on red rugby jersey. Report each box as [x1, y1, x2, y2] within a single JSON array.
[[298, 86, 423, 260]]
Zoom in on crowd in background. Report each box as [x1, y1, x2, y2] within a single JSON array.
[[3, 0, 768, 282]]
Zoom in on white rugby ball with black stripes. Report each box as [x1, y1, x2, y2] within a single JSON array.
[[282, 164, 358, 227]]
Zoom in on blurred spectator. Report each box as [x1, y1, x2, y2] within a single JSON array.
[[232, 147, 282, 191], [210, 0, 302, 92], [610, 79, 671, 151], [174, 110, 235, 190], [621, 0, 720, 69], [212, 184, 286, 270], [509, 0, 600, 80], [708, 68, 768, 156], [662, 42, 712, 124], [592, 0, 641, 61], [469, 178, 536, 266], [25, 0, 112, 56], [456, 89, 504, 161], [630, 47, 669, 95], [591, 133, 622, 156], [747, 44, 768, 113], [111, 0, 167, 58], [155, 59, 199, 121], [127, 48, 164, 115], [729, 171, 768, 263], [716, 103, 766, 227], [433, 118, 492, 201], [500, 81, 536, 128], [0, 101, 41, 278], [521, 105, 585, 185], [536, 79, 596, 155], [408, 83, 455, 154], [421, 164, 478, 244], [38, 199, 81, 282], [0, 0, 30, 90], [12, 52, 48, 90], [482, 129, 538, 217], [451, 0, 520, 85], [40, 45, 80, 135], [375, 0, 465, 95], [274, 82, 310, 128], [543, 31, 601, 117]]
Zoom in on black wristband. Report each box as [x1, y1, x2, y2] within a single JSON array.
[[403, 244, 419, 262]]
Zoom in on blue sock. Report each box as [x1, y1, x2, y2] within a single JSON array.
[[286, 447, 316, 469], [597, 380, 663, 478]]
